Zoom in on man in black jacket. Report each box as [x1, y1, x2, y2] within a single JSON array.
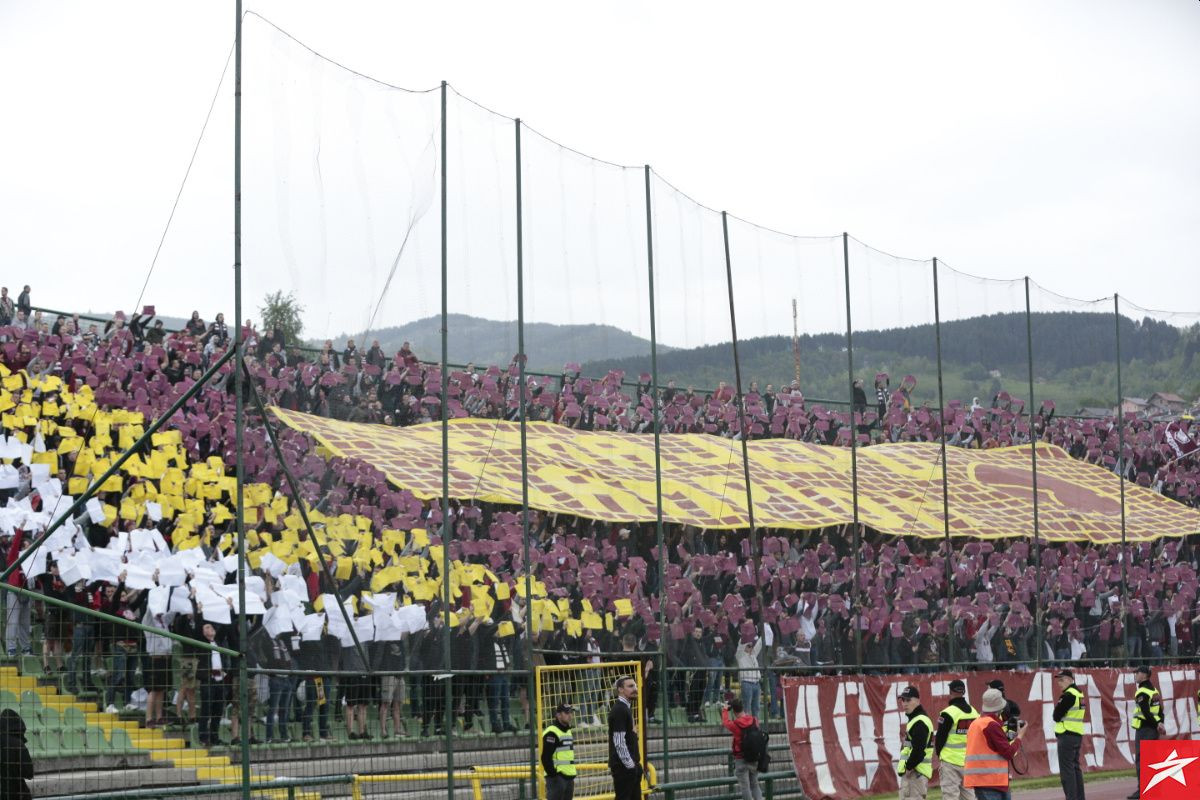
[[608, 675, 643, 800], [1128, 665, 1164, 800]]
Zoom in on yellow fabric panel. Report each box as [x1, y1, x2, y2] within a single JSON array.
[[269, 408, 1200, 543]]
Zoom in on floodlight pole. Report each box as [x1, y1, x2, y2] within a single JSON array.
[[439, 79, 456, 796], [1114, 294, 1130, 662], [233, 0, 250, 795], [842, 233, 862, 670], [931, 258, 955, 667], [721, 212, 767, 719], [1023, 277, 1043, 668], [643, 165, 669, 782], [515, 117, 539, 791]]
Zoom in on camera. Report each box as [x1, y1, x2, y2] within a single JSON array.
[[1002, 699, 1023, 740]]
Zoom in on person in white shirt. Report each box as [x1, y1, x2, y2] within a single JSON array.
[[736, 635, 763, 719]]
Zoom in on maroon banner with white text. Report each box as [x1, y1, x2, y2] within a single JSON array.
[[782, 666, 1200, 800]]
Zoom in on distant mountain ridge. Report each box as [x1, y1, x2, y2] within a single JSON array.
[[582, 311, 1200, 412], [317, 314, 671, 374]]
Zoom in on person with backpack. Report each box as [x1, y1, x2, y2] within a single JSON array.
[[722, 697, 767, 800]]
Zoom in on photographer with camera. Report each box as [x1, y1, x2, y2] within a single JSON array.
[[721, 697, 765, 800], [964, 688, 1028, 800], [986, 679, 1023, 740]]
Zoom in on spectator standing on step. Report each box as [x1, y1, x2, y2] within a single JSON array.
[[15, 286, 30, 318]]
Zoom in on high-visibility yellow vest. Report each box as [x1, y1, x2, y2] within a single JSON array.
[[964, 716, 1010, 789], [939, 703, 980, 768], [542, 724, 577, 777], [1132, 686, 1160, 730], [898, 713, 933, 779], [1055, 686, 1086, 736]]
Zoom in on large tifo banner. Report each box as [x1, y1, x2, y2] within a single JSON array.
[[270, 410, 1199, 541], [782, 667, 1200, 800]]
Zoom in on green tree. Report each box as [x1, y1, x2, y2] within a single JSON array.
[[259, 290, 304, 346]]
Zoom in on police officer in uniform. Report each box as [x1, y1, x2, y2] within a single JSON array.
[[1052, 669, 1086, 800], [935, 679, 979, 800], [1127, 666, 1163, 800], [542, 703, 578, 800], [898, 685, 933, 799]]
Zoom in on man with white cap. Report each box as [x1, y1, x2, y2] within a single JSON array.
[[964, 687, 1027, 800]]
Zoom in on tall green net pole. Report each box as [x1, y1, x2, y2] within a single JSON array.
[[720, 212, 766, 718], [1114, 294, 1129, 662], [440, 79, 456, 798], [1023, 277, 1043, 669], [841, 232, 862, 669], [931, 258, 955, 668], [516, 116, 539, 793], [642, 165, 669, 782], [233, 0, 251, 794]]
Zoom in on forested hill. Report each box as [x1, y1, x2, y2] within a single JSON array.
[[581, 312, 1200, 412]]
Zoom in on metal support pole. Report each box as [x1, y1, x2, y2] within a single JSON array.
[[931, 258, 955, 667], [233, 0, 250, 794], [720, 212, 767, 718], [244, 368, 370, 669], [643, 165, 669, 781], [1114, 294, 1130, 660], [1023, 277, 1043, 668], [842, 233, 862, 670], [439, 79, 455, 797], [0, 345, 236, 581], [515, 117, 539, 789]]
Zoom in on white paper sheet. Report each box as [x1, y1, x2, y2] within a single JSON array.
[[122, 564, 155, 591], [259, 552, 286, 578], [396, 604, 428, 635], [263, 605, 294, 638], [168, 588, 195, 616], [299, 613, 325, 641], [85, 497, 106, 524], [147, 586, 170, 616]]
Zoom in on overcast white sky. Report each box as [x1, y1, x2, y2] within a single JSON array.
[[2, 1, 1198, 345]]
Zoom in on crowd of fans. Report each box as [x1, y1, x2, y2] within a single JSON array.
[[0, 296, 1196, 747]]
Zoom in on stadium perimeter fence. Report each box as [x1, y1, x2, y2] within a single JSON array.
[[1, 8, 1199, 800]]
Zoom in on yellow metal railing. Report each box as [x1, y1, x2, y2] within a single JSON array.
[[351, 762, 657, 800]]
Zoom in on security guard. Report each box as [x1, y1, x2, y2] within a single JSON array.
[[1128, 666, 1164, 800], [935, 679, 979, 800], [898, 685, 933, 799], [1052, 669, 1086, 800], [542, 703, 578, 800]]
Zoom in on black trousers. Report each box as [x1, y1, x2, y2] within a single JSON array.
[[1133, 726, 1159, 784], [546, 774, 575, 800], [686, 670, 706, 717], [1056, 733, 1086, 800], [612, 766, 642, 800]]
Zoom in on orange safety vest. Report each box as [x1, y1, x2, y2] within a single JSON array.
[[963, 715, 1009, 789]]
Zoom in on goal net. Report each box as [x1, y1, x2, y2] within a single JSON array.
[[536, 661, 645, 800]]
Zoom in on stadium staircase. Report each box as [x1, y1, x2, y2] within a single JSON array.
[[0, 660, 319, 799]]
